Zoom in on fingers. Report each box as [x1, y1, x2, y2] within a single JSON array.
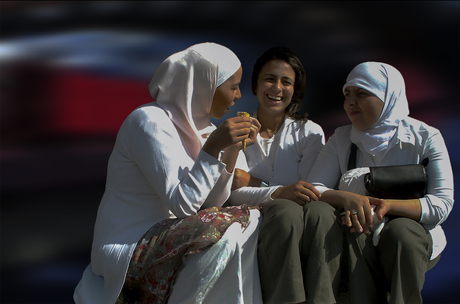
[[301, 182, 321, 199], [345, 207, 372, 234], [291, 195, 307, 206], [251, 117, 261, 130], [363, 202, 374, 229], [296, 181, 320, 202], [343, 210, 353, 228]]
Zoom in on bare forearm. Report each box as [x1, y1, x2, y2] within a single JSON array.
[[384, 199, 422, 221], [319, 190, 349, 209]]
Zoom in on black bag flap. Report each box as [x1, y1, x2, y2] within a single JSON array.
[[365, 164, 427, 199]]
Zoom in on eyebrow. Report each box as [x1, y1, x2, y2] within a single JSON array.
[[263, 73, 294, 81]]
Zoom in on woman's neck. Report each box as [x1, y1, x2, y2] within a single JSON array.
[[257, 108, 286, 139]]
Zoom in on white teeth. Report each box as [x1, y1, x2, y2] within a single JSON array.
[[268, 95, 282, 101]]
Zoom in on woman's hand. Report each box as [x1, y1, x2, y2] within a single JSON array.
[[232, 169, 252, 190], [203, 115, 254, 158], [370, 197, 387, 220], [244, 117, 261, 149], [272, 181, 321, 206], [338, 192, 375, 234]]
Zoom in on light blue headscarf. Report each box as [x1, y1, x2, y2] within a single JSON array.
[[343, 62, 410, 158]]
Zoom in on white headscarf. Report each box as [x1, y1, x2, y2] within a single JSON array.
[[343, 62, 410, 158], [148, 42, 241, 159]]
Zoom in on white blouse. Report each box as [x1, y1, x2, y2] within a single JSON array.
[[227, 113, 325, 206]]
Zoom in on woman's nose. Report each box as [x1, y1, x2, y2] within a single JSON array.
[[345, 96, 355, 106], [236, 88, 242, 100], [272, 80, 282, 92]]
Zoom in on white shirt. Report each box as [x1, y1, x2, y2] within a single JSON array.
[[227, 113, 325, 206], [307, 117, 454, 259]]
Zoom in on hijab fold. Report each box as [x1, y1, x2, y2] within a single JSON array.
[[343, 62, 410, 158], [148, 43, 241, 159]]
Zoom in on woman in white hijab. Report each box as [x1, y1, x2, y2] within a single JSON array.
[[303, 62, 454, 303], [74, 42, 263, 304]]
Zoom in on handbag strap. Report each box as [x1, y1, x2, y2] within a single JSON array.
[[348, 142, 430, 171], [348, 143, 358, 171]]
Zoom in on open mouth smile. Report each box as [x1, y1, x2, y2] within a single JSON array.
[[267, 94, 282, 102]]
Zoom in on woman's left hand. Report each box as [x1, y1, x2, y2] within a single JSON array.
[[338, 192, 375, 234], [272, 181, 321, 206], [370, 197, 388, 220], [343, 197, 385, 233]]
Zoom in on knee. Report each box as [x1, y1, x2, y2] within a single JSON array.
[[261, 199, 303, 222], [259, 199, 303, 239], [379, 218, 428, 251], [304, 201, 337, 227]]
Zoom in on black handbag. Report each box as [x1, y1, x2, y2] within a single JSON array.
[[348, 143, 428, 199]]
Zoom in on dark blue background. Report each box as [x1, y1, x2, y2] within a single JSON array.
[[1, 1, 459, 303]]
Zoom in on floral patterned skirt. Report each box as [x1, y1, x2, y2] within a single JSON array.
[[116, 204, 259, 304]]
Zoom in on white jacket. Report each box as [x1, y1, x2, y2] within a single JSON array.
[[228, 112, 325, 206]]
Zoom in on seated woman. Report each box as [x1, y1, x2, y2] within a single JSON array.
[[304, 62, 454, 303], [226, 46, 325, 304], [73, 42, 264, 304]]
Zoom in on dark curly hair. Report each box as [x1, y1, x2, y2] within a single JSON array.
[[251, 46, 308, 121]]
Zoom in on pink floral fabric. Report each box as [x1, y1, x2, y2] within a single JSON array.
[[116, 204, 259, 304]]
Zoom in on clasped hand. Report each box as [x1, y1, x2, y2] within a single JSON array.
[[205, 115, 260, 156], [272, 181, 321, 206], [340, 192, 386, 234]]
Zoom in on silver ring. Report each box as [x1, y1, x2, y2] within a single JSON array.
[[351, 210, 358, 215]]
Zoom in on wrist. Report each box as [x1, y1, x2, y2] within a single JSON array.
[[271, 186, 283, 199], [202, 141, 223, 159], [224, 144, 241, 154]]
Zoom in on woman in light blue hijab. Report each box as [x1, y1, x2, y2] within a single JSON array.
[[304, 61, 454, 303]]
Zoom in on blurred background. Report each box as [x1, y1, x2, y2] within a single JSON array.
[[0, 1, 459, 303]]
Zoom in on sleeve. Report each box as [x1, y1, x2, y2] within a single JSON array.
[[126, 109, 228, 218], [298, 122, 326, 181], [307, 133, 343, 194], [419, 131, 454, 226], [201, 168, 233, 209], [226, 186, 281, 206], [226, 148, 281, 206]]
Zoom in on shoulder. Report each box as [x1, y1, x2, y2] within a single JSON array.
[[125, 102, 172, 129], [399, 117, 443, 146], [116, 102, 176, 142], [289, 118, 325, 136], [403, 117, 440, 135], [332, 124, 353, 139], [325, 124, 353, 148], [128, 102, 169, 122]]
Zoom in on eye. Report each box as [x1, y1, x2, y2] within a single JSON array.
[[357, 89, 371, 96]]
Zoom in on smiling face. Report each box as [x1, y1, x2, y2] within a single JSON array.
[[343, 86, 384, 131], [210, 66, 242, 119], [255, 59, 295, 116]]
